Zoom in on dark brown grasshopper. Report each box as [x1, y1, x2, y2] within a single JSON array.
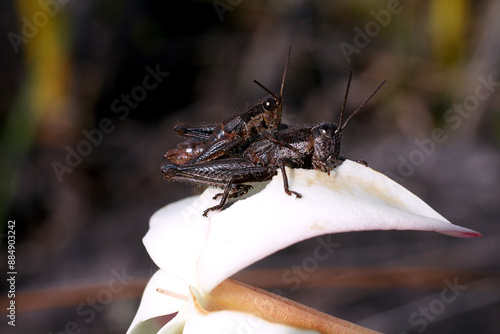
[[168, 49, 293, 165], [162, 73, 385, 216]]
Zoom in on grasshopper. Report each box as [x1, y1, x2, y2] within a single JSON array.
[[162, 73, 385, 216], [167, 49, 293, 164]]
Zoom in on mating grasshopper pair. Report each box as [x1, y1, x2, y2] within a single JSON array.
[[162, 52, 385, 216]]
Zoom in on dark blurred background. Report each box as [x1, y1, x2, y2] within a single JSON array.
[[0, 0, 499, 333]]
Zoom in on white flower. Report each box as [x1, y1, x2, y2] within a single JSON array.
[[128, 160, 480, 333], [128, 270, 377, 334]]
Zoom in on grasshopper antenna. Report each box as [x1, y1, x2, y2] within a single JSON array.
[[253, 80, 279, 100], [279, 46, 292, 99], [336, 70, 353, 135], [253, 46, 292, 101], [341, 78, 386, 130]]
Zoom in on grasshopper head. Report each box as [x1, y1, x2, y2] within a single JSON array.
[[262, 95, 282, 130], [253, 46, 290, 131], [311, 122, 337, 172]]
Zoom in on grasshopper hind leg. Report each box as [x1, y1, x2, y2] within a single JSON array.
[[212, 184, 253, 201], [203, 179, 252, 217]]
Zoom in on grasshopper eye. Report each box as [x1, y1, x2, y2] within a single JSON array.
[[312, 122, 334, 138], [263, 97, 277, 111]]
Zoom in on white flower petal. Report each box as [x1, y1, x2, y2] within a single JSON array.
[[198, 160, 481, 291], [127, 270, 189, 334], [144, 160, 480, 293], [143, 195, 213, 287], [156, 309, 188, 334]]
